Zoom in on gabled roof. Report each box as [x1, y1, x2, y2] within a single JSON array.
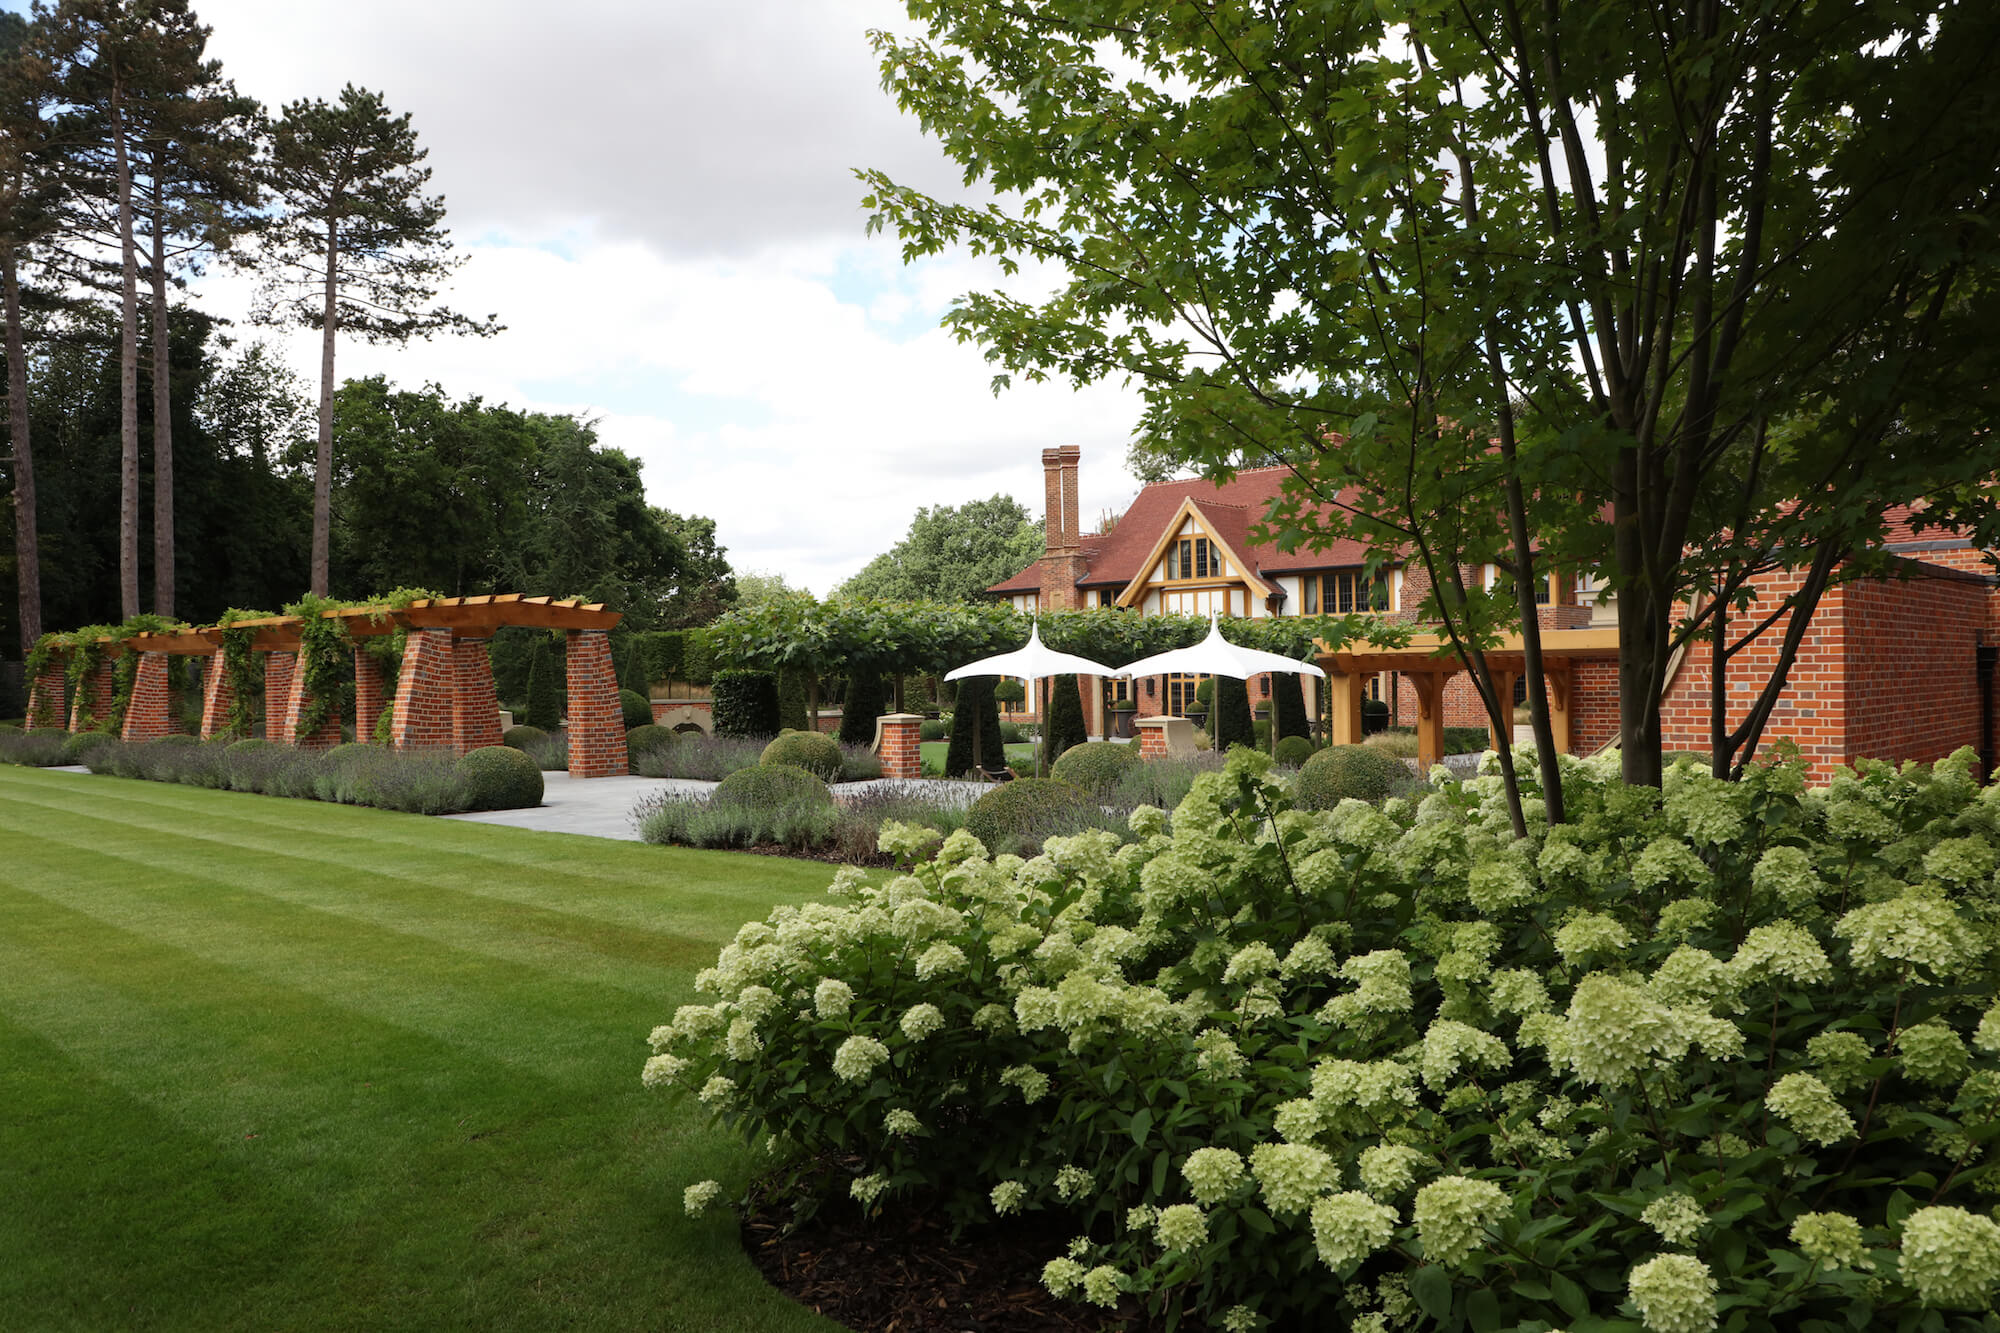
[[1112, 497, 1275, 606], [987, 466, 1380, 597]]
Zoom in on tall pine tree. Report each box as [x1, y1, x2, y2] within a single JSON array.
[[257, 85, 497, 596]]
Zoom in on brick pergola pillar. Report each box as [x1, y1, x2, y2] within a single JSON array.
[[69, 658, 115, 733], [121, 652, 174, 743], [24, 659, 66, 730], [452, 637, 503, 754], [279, 655, 342, 751], [565, 629, 627, 778], [354, 649, 387, 744], [390, 628, 455, 750], [264, 653, 295, 740], [200, 656, 237, 740], [877, 713, 923, 780]]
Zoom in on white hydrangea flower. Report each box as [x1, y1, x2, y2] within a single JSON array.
[[1412, 1176, 1508, 1267], [1627, 1254, 1718, 1333], [1153, 1203, 1208, 1251], [1975, 1001, 2000, 1055], [1222, 941, 1281, 984], [1730, 921, 1831, 986], [1898, 1206, 2000, 1307], [1467, 847, 1539, 913], [1217, 1305, 1260, 1333], [1766, 1072, 1855, 1146], [1631, 837, 1714, 892], [972, 1002, 1012, 1034], [1419, 1019, 1512, 1090], [1000, 1064, 1051, 1104], [1080, 1264, 1123, 1308], [850, 1173, 888, 1206], [1280, 933, 1338, 979], [1311, 1059, 1421, 1129], [883, 1108, 922, 1136], [1041, 1257, 1085, 1297], [1181, 1147, 1247, 1205], [683, 1179, 722, 1217], [914, 942, 967, 981], [640, 1053, 686, 1088], [725, 1016, 762, 1061], [647, 1023, 677, 1052], [1251, 1142, 1338, 1214], [1641, 1192, 1707, 1247], [900, 1002, 945, 1041], [673, 1004, 726, 1039], [990, 1180, 1027, 1216], [877, 820, 943, 861], [1807, 1030, 1874, 1092], [831, 1034, 889, 1082], [812, 978, 854, 1020], [1897, 1020, 1970, 1085], [1272, 1098, 1326, 1143], [1655, 898, 1717, 939], [1836, 892, 1978, 980], [1563, 974, 1673, 1086], [1357, 1144, 1432, 1199], [697, 1075, 736, 1106], [1310, 1191, 1400, 1270], [1751, 844, 1823, 909], [1922, 836, 1996, 888], [1489, 968, 1552, 1016], [1649, 946, 1734, 1008], [1194, 1029, 1248, 1080], [1790, 1212, 1871, 1270], [1053, 1165, 1093, 1202], [1553, 912, 1633, 964]]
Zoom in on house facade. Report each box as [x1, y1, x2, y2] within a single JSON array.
[[991, 448, 2000, 779]]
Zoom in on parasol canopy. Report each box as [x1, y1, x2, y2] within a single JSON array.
[[944, 622, 1118, 683], [1115, 610, 1327, 681]]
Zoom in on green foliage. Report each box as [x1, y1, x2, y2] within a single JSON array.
[[618, 636, 649, 696], [525, 640, 560, 731], [712, 762, 832, 812], [624, 724, 675, 765], [1293, 743, 1414, 809], [281, 594, 354, 741], [943, 677, 1005, 778], [681, 628, 717, 687], [226, 737, 273, 755], [151, 733, 199, 748], [1193, 679, 1213, 709], [962, 776, 1095, 856], [1271, 674, 1309, 743], [454, 745, 543, 811], [501, 725, 548, 750], [1045, 674, 1087, 763], [990, 678, 1026, 705], [712, 671, 779, 739], [214, 608, 277, 740], [637, 630, 686, 684], [776, 666, 810, 734], [760, 730, 842, 782], [1211, 676, 1254, 753], [60, 730, 117, 765], [0, 730, 72, 766], [919, 717, 949, 742], [1272, 735, 1317, 769], [651, 747, 2000, 1330], [834, 494, 1044, 604], [619, 688, 653, 730], [1048, 739, 1138, 796], [838, 671, 885, 747]]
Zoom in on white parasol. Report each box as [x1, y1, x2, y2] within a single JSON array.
[[945, 622, 1119, 776], [1115, 610, 1327, 682]]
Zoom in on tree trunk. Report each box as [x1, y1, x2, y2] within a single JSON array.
[[148, 196, 173, 619], [1613, 449, 1666, 788], [311, 218, 338, 596], [3, 246, 38, 656], [112, 86, 141, 620]]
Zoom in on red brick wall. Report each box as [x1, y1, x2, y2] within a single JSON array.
[[453, 638, 503, 754], [25, 662, 65, 731], [121, 652, 174, 743], [69, 659, 115, 732], [566, 629, 628, 778], [200, 656, 237, 740], [354, 650, 387, 743], [263, 653, 295, 741], [391, 629, 455, 750], [279, 651, 342, 751], [878, 715, 921, 780], [1570, 658, 1622, 754]]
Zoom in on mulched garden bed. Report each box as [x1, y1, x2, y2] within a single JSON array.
[[744, 1189, 1154, 1333]]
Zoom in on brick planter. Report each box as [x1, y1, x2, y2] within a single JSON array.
[[877, 713, 924, 780]]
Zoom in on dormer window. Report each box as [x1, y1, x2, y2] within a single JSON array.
[[1165, 536, 1225, 581], [1303, 570, 1390, 615]]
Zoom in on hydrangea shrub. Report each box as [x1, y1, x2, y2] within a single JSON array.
[[649, 745, 2000, 1331]]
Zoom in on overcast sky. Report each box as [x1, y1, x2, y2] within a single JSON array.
[[9, 0, 1158, 594]]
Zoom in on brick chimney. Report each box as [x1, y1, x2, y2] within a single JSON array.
[[1039, 446, 1087, 610]]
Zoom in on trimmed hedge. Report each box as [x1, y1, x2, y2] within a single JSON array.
[[777, 665, 811, 733], [1270, 672, 1309, 741], [761, 729, 842, 782], [838, 671, 885, 747], [943, 678, 1005, 777], [61, 731, 117, 765], [712, 670, 779, 738], [502, 724, 549, 750], [963, 777, 1096, 857], [1046, 673, 1087, 763], [713, 762, 832, 810], [456, 745, 544, 811], [152, 732, 200, 747], [619, 688, 654, 730], [1212, 675, 1255, 752], [1293, 741, 1413, 808], [1273, 734, 1317, 768], [1048, 739, 1139, 795], [525, 641, 561, 731], [625, 724, 676, 763]]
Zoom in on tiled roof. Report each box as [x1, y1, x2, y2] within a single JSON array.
[[988, 466, 1378, 595]]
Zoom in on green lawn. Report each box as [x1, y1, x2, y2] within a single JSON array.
[[918, 740, 1037, 775], [0, 765, 844, 1333]]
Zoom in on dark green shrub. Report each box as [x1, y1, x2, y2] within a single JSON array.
[[944, 678, 1005, 777], [618, 636, 650, 696], [919, 717, 949, 742], [681, 628, 716, 687], [1293, 742, 1413, 808], [152, 732, 200, 747], [323, 741, 374, 766], [1253, 718, 1271, 749], [712, 670, 780, 738], [777, 665, 811, 733], [1361, 695, 1391, 734], [0, 730, 72, 766], [1270, 672, 1309, 741], [999, 720, 1027, 745], [1048, 740, 1139, 795], [1445, 725, 1492, 754], [1046, 674, 1087, 762], [838, 671, 885, 746], [991, 678, 1026, 705], [761, 729, 842, 781], [502, 724, 548, 750], [1212, 676, 1255, 752], [455, 745, 544, 811], [525, 641, 561, 731], [713, 762, 832, 810], [1194, 678, 1214, 708], [625, 724, 676, 763], [226, 737, 274, 755], [61, 731, 116, 765], [620, 688, 654, 729], [0, 722, 20, 734], [1273, 734, 1317, 769], [963, 777, 1097, 857]]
